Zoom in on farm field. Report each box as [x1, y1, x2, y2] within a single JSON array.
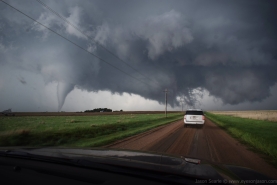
[[0, 111, 180, 117], [209, 110, 277, 122], [0, 112, 183, 147]]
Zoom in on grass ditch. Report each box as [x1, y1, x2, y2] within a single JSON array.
[[0, 113, 182, 147], [205, 112, 277, 167]]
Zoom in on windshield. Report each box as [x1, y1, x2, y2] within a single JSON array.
[[185, 111, 203, 115], [1, 0, 277, 181]]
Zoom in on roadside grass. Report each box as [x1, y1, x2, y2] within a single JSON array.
[[205, 112, 277, 167], [0, 113, 182, 147]]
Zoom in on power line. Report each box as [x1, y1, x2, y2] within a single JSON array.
[[0, 0, 153, 87], [35, 0, 160, 86]]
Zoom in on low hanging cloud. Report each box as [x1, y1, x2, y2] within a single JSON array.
[[203, 67, 275, 105], [64, 6, 87, 39], [0, 0, 277, 111], [135, 10, 194, 60]]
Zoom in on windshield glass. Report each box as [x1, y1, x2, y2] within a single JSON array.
[[185, 111, 203, 115], [1, 0, 277, 181]]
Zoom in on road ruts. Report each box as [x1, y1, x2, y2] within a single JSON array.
[[107, 119, 277, 179]]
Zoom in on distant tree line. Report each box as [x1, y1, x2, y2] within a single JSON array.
[[85, 108, 112, 112], [113, 110, 123, 112]]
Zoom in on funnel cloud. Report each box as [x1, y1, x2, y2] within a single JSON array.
[[57, 82, 75, 111]]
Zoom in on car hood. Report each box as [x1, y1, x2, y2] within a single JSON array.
[[0, 147, 272, 181]]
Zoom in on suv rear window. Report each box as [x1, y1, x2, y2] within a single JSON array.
[[185, 111, 204, 115]]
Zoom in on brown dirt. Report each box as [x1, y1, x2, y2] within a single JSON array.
[[107, 118, 277, 179]]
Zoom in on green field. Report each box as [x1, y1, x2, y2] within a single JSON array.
[[0, 113, 182, 147], [206, 112, 277, 166]]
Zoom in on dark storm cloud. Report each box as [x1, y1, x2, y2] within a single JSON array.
[[1, 0, 277, 110]]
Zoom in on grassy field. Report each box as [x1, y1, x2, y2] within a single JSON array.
[[0, 113, 182, 147], [206, 112, 277, 166], [210, 110, 277, 122]]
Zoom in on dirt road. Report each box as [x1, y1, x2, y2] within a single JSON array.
[[107, 118, 277, 179]]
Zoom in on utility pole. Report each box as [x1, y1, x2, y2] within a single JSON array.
[[163, 89, 169, 118], [180, 99, 184, 112]]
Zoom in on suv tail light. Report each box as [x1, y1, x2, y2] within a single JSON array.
[[202, 115, 205, 120], [184, 115, 186, 120]]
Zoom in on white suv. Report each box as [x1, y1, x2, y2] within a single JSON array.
[[184, 109, 205, 127]]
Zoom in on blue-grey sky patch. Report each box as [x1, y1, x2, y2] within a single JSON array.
[[18, 76, 27, 84]]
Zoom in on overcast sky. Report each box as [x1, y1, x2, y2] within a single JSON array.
[[1, 0, 277, 112]]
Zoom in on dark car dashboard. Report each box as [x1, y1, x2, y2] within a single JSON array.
[[0, 153, 197, 185], [0, 148, 275, 185]]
